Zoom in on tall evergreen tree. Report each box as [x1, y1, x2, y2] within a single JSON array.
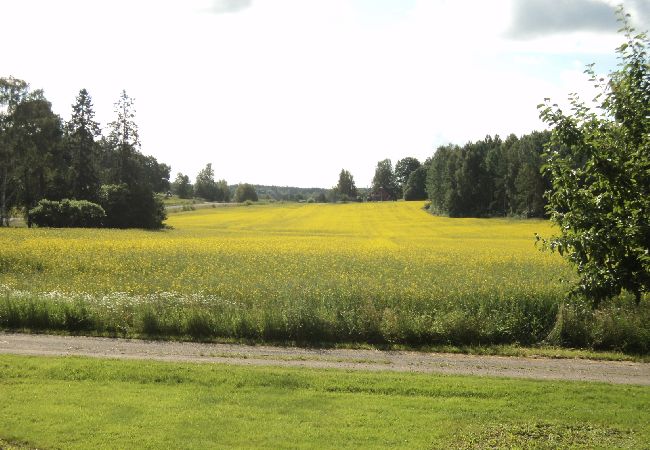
[[108, 90, 140, 186], [66, 89, 101, 201]]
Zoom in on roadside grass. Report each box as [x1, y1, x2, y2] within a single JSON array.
[[160, 195, 200, 207], [0, 354, 648, 449]]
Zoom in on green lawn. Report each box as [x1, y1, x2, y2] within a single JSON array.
[[0, 355, 648, 449]]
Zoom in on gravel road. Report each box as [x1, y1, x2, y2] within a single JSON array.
[[1, 332, 648, 385]]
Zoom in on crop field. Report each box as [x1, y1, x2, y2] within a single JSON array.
[[1, 202, 648, 350]]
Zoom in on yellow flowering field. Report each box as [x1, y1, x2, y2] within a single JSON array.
[[6, 201, 639, 349], [2, 201, 566, 295]]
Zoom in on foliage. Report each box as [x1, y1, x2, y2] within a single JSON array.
[[28, 199, 105, 228], [234, 183, 258, 202], [1, 81, 171, 229], [315, 192, 328, 203], [0, 77, 29, 226], [106, 90, 142, 188], [335, 169, 357, 199], [98, 91, 167, 228], [215, 179, 230, 202], [403, 166, 428, 200], [395, 157, 421, 197], [426, 132, 550, 217], [139, 155, 170, 193], [537, 11, 650, 306], [194, 163, 216, 200], [99, 184, 166, 229], [371, 159, 399, 200], [65, 89, 101, 202], [9, 90, 64, 208], [194, 163, 229, 202], [254, 185, 327, 202], [171, 172, 193, 199]]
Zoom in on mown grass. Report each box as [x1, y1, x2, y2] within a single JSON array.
[[1, 202, 648, 352], [0, 354, 648, 449]]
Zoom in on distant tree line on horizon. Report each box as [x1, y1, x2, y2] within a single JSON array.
[[331, 130, 551, 218], [176, 127, 551, 217]]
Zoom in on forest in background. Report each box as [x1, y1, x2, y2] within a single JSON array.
[[1, 74, 552, 228]]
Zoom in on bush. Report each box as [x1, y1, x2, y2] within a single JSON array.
[[28, 199, 105, 228], [100, 184, 166, 229]]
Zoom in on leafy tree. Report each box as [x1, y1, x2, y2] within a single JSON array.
[[215, 179, 230, 202], [371, 159, 399, 200], [403, 165, 428, 200], [194, 163, 218, 200], [537, 10, 649, 306], [395, 157, 421, 195], [426, 144, 460, 214], [234, 183, 258, 202], [426, 133, 550, 217], [65, 88, 101, 202], [336, 169, 357, 199], [11, 90, 63, 209], [138, 155, 170, 193], [0, 77, 29, 225], [172, 172, 193, 199]]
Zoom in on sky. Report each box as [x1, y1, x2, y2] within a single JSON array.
[[3, 0, 649, 188]]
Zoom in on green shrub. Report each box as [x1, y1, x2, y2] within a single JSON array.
[[100, 184, 166, 229], [28, 199, 105, 228]]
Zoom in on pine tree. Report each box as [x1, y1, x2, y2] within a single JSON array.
[[108, 90, 140, 186], [66, 89, 101, 201]]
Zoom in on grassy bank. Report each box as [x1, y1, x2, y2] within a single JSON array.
[[1, 355, 648, 449], [1, 202, 648, 352]]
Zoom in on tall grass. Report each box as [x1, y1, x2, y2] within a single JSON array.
[[1, 286, 647, 352]]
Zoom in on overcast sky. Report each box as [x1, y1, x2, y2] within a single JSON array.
[[3, 0, 649, 187]]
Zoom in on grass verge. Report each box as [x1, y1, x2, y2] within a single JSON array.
[[0, 354, 648, 449]]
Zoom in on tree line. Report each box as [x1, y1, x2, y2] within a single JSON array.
[[0, 78, 170, 228], [333, 130, 550, 218], [1, 74, 551, 229], [170, 164, 258, 203]]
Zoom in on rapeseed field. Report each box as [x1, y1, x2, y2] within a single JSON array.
[[1, 202, 647, 350]]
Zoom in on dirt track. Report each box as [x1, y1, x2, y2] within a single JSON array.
[[1, 332, 649, 385]]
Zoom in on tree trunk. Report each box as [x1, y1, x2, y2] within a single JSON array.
[[0, 165, 7, 227]]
